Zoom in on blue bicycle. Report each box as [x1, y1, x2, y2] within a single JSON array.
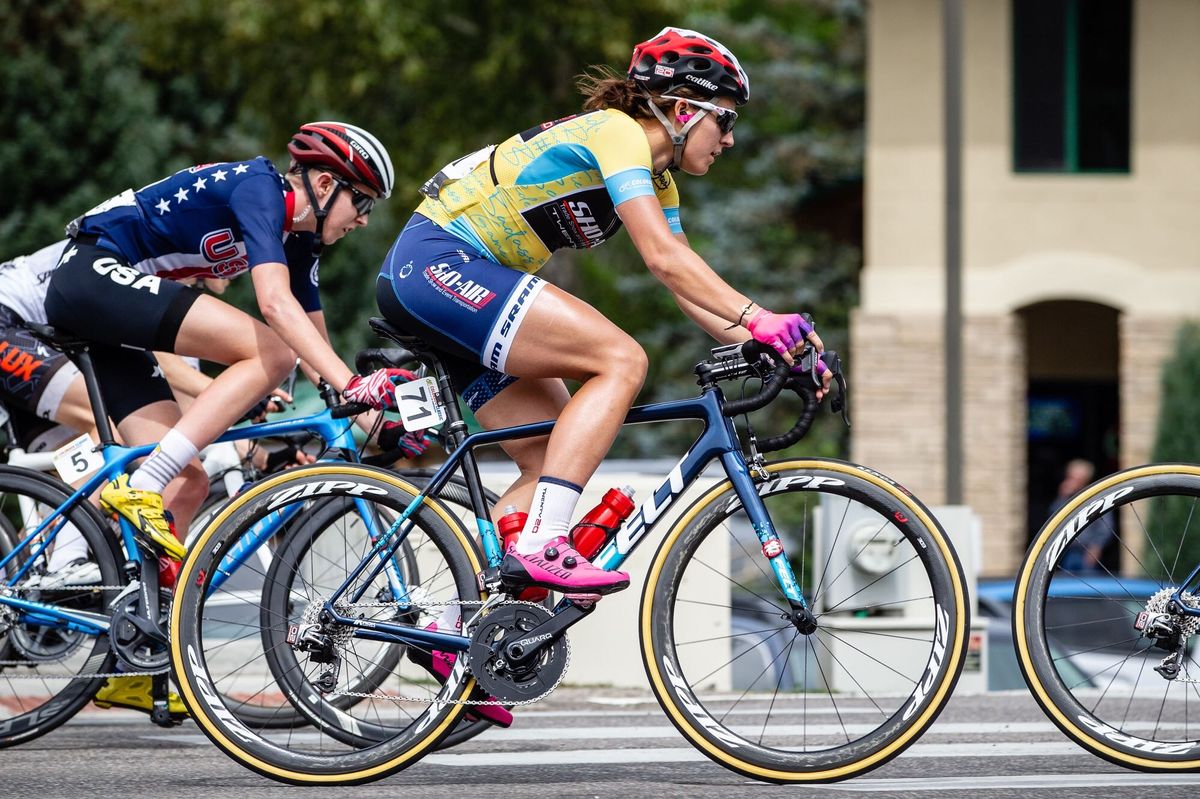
[[0, 326, 493, 745], [172, 318, 971, 785]]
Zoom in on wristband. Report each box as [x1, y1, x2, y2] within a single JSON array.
[[724, 301, 757, 330]]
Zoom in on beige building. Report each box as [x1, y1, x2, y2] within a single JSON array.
[[854, 0, 1200, 576]]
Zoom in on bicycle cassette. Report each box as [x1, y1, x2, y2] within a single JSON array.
[[467, 601, 568, 705]]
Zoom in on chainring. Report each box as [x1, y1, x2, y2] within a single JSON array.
[[111, 587, 172, 671], [467, 601, 568, 704]]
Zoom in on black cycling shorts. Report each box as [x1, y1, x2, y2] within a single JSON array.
[[43, 239, 186, 423]]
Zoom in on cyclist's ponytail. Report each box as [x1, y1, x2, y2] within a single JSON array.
[[578, 65, 707, 120]]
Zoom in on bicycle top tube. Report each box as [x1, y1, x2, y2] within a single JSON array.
[[214, 407, 357, 453]]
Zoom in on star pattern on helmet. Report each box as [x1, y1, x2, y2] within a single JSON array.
[[233, 163, 249, 175], [155, 198, 171, 215], [174, 187, 189, 203], [192, 177, 207, 192], [212, 169, 228, 182]]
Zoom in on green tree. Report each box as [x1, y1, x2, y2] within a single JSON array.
[[567, 1, 865, 457], [1146, 322, 1200, 580], [0, 0, 247, 260]]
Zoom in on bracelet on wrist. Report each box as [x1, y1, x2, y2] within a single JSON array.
[[724, 301, 757, 330]]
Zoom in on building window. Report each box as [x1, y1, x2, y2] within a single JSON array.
[[1013, 0, 1132, 173]]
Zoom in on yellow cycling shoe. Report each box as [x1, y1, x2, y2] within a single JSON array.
[[99, 475, 186, 561], [92, 675, 188, 716]]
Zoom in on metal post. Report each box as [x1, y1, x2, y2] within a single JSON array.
[[943, 0, 963, 504]]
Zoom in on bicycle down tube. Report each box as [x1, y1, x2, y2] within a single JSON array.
[[320, 385, 807, 656]]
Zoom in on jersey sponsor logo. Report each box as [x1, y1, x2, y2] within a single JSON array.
[[616, 177, 653, 194], [92, 257, 162, 294], [199, 229, 249, 276], [652, 172, 672, 191], [519, 114, 579, 142], [0, 340, 44, 382], [565, 201, 605, 245], [685, 74, 719, 92], [487, 278, 538, 371], [424, 262, 497, 311], [201, 229, 238, 262]]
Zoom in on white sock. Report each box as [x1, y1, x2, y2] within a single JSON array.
[[514, 477, 583, 555], [47, 521, 89, 571], [129, 429, 200, 494], [434, 603, 461, 632]]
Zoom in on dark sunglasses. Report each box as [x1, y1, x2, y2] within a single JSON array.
[[333, 176, 376, 216]]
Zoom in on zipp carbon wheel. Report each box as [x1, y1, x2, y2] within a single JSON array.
[[171, 464, 483, 784], [642, 459, 968, 782], [1015, 463, 1200, 770], [0, 466, 122, 747]]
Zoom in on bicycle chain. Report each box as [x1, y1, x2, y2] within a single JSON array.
[[326, 599, 570, 707], [0, 584, 167, 679]]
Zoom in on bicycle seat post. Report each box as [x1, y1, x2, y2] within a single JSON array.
[[26, 323, 117, 449], [68, 347, 118, 448]]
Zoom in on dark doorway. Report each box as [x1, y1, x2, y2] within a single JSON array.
[[1021, 301, 1121, 569]]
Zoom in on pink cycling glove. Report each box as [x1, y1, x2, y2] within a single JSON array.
[[745, 308, 814, 358], [343, 368, 418, 410], [378, 421, 431, 459]]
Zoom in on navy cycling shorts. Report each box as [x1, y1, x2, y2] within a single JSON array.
[[375, 214, 544, 411]]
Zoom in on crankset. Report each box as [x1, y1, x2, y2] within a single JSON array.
[[110, 585, 172, 671], [468, 601, 570, 704]]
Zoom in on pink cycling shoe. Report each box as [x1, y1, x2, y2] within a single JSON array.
[[499, 536, 630, 601], [410, 622, 513, 728]]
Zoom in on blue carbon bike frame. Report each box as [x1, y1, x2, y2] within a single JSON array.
[[0, 407, 377, 637], [317, 386, 807, 657]]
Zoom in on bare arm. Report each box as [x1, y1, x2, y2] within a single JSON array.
[[618, 195, 753, 329], [667, 232, 752, 345], [251, 263, 353, 392]]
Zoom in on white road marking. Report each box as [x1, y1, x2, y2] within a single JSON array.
[[825, 774, 1200, 792]]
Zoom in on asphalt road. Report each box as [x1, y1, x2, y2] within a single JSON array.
[[5, 688, 1200, 799]]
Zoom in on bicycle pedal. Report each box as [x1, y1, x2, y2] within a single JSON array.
[[150, 707, 187, 727]]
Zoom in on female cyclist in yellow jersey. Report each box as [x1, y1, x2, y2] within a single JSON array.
[[377, 27, 832, 597]]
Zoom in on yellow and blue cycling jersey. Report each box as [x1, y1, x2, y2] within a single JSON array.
[[417, 108, 682, 273]]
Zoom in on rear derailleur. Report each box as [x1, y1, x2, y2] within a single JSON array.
[[1134, 588, 1200, 681]]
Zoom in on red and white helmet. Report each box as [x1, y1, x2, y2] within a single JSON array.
[[288, 121, 395, 199], [628, 27, 750, 105]]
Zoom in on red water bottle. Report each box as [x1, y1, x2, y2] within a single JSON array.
[[497, 505, 527, 553], [496, 505, 547, 601], [570, 485, 636, 559]]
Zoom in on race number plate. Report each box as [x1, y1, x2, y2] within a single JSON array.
[[397, 377, 448, 432], [52, 434, 103, 482]]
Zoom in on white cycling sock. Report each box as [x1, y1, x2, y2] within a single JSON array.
[[47, 521, 89, 571], [129, 429, 200, 494], [514, 477, 583, 555]]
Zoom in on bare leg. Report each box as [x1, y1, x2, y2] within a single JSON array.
[[166, 294, 296, 447], [114, 400, 208, 532], [499, 284, 647, 487], [474, 377, 570, 520]]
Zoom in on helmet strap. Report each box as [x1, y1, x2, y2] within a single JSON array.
[[301, 168, 343, 256], [646, 95, 705, 172]]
